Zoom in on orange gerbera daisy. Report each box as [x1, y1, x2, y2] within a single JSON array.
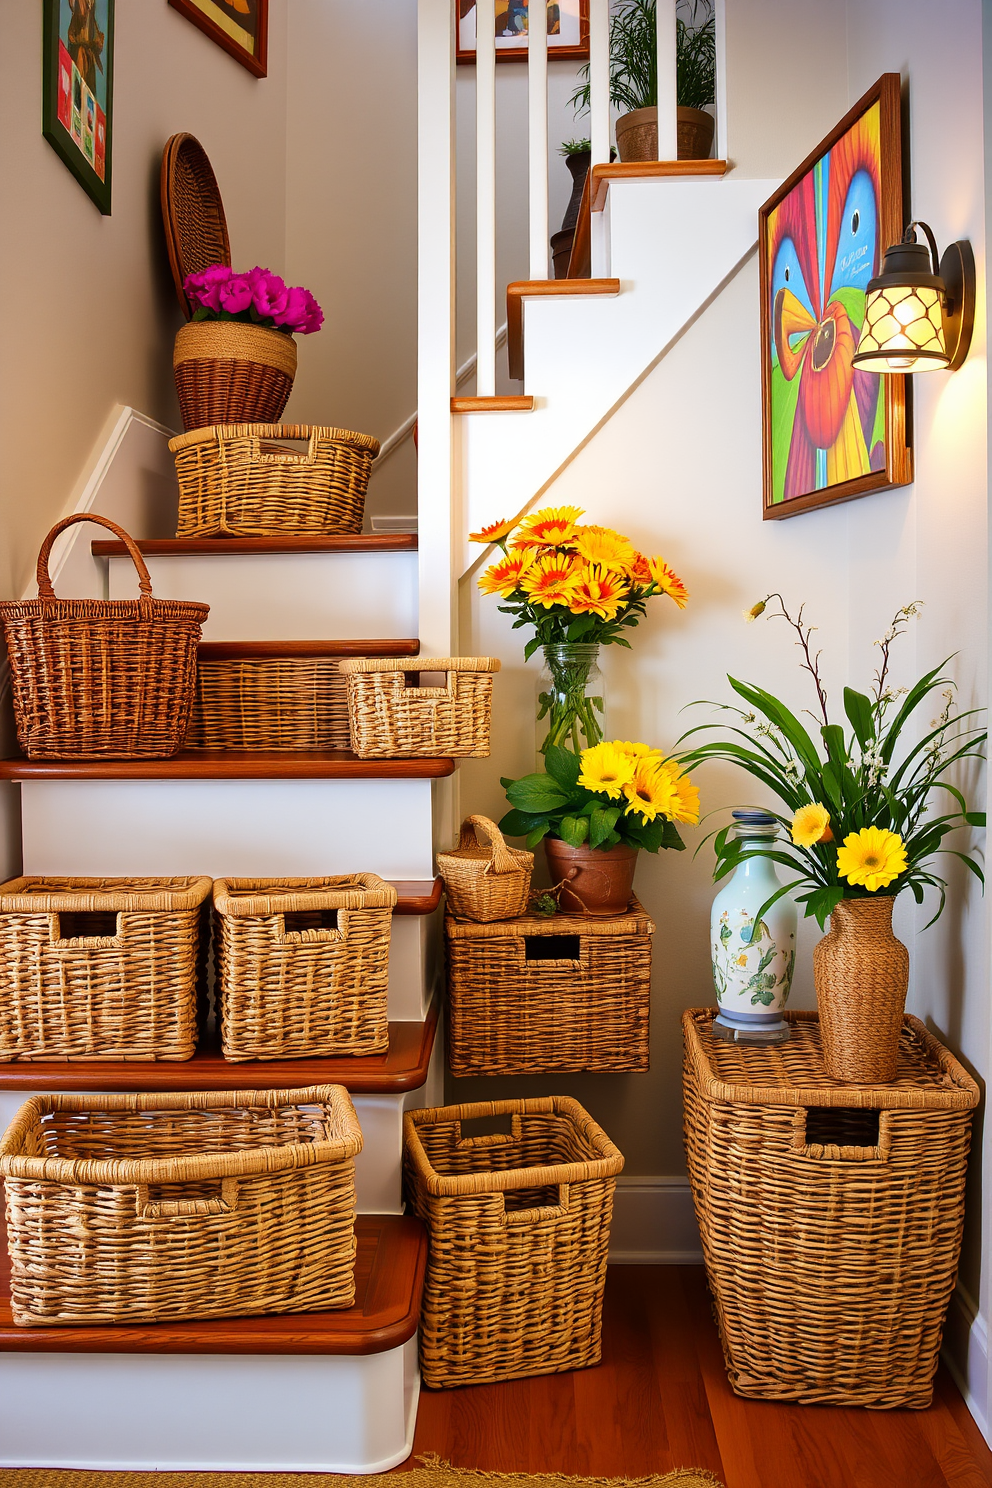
[[478, 553, 534, 598], [519, 554, 580, 609], [468, 516, 516, 544], [567, 563, 630, 620], [511, 505, 584, 550], [629, 551, 652, 584], [572, 525, 637, 573], [648, 557, 689, 609]]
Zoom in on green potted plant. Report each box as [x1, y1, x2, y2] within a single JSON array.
[[571, 0, 716, 163]]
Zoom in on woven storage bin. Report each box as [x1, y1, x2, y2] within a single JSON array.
[[404, 1097, 624, 1387], [339, 656, 500, 758], [436, 815, 533, 923], [0, 1085, 363, 1326], [0, 514, 208, 760], [188, 648, 352, 751], [0, 876, 212, 1063], [214, 875, 397, 1061], [446, 897, 654, 1075], [682, 1009, 980, 1409], [171, 423, 380, 537]]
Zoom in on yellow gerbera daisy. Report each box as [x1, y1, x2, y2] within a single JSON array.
[[568, 563, 630, 620], [577, 741, 637, 800], [668, 767, 700, 824], [511, 505, 584, 550], [623, 759, 678, 821], [519, 554, 580, 609], [572, 525, 637, 573], [791, 803, 833, 847], [477, 553, 534, 598], [836, 827, 908, 892], [468, 517, 516, 544], [617, 740, 664, 761], [648, 557, 689, 609]]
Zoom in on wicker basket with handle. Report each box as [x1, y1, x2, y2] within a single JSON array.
[[404, 1096, 624, 1388], [436, 816, 533, 922], [171, 423, 380, 537], [339, 656, 500, 758], [0, 514, 208, 760], [214, 875, 397, 1061], [0, 876, 212, 1063], [682, 1008, 980, 1408], [0, 1084, 363, 1326]]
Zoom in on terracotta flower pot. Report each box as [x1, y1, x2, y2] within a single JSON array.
[[544, 838, 638, 916], [813, 896, 909, 1083], [173, 320, 298, 432], [613, 105, 715, 163]]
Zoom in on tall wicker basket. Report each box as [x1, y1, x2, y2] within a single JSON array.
[[0, 1085, 363, 1326], [0, 876, 212, 1062], [213, 875, 397, 1061], [683, 1009, 980, 1409], [339, 656, 500, 758], [404, 1097, 624, 1387]]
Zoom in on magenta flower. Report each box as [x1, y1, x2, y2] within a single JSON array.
[[301, 289, 324, 334], [218, 275, 255, 315], [183, 262, 323, 335], [252, 270, 289, 320], [184, 263, 233, 313]]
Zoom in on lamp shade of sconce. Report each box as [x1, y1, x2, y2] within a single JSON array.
[[852, 221, 975, 374]]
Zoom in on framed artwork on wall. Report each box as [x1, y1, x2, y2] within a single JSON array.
[[168, 0, 268, 78], [457, 1, 590, 65], [759, 73, 913, 520], [42, 0, 114, 215]]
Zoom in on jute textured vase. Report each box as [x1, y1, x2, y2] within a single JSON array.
[[813, 896, 909, 1082]]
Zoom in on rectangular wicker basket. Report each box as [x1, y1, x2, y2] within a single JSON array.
[[0, 876, 212, 1062], [0, 1085, 363, 1326], [188, 646, 353, 752], [683, 1008, 980, 1409], [404, 1097, 624, 1388], [446, 898, 654, 1075], [170, 423, 380, 538], [338, 656, 500, 758], [213, 875, 397, 1061]]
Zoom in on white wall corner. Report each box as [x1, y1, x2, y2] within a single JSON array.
[[942, 1282, 990, 1445], [609, 1176, 703, 1264]]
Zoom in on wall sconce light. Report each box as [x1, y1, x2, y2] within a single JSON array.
[[851, 221, 975, 374]]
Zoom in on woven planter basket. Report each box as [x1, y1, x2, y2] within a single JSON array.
[[0, 1084, 363, 1327], [188, 649, 353, 752], [173, 322, 298, 432], [446, 897, 654, 1075], [436, 815, 533, 922], [171, 423, 380, 539], [214, 875, 397, 1061], [0, 876, 212, 1063], [0, 514, 208, 760], [404, 1097, 623, 1388], [683, 1008, 979, 1409], [339, 656, 500, 758]]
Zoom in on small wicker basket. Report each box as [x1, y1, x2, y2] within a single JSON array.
[[436, 816, 533, 922], [0, 876, 212, 1063], [171, 423, 380, 537], [0, 514, 208, 760], [0, 1085, 363, 1326], [214, 875, 397, 1061], [188, 645, 354, 752], [404, 1097, 624, 1388], [339, 656, 500, 758]]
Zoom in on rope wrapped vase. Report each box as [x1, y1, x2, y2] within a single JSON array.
[[339, 656, 500, 758], [173, 321, 298, 431], [813, 896, 909, 1082], [0, 514, 208, 759], [436, 816, 533, 922]]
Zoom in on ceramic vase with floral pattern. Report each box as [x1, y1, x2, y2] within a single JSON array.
[[711, 810, 796, 1043]]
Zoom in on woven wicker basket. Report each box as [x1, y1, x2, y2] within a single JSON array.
[[683, 1008, 980, 1409], [0, 876, 212, 1063], [0, 514, 208, 760], [173, 324, 298, 433], [214, 875, 397, 1061], [446, 898, 654, 1075], [404, 1097, 624, 1388], [0, 1085, 363, 1326], [436, 816, 533, 922], [339, 656, 500, 758], [188, 647, 353, 752], [171, 423, 380, 538]]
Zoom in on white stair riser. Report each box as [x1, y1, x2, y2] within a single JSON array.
[[105, 552, 418, 641], [0, 1340, 418, 1472], [389, 913, 441, 1020]]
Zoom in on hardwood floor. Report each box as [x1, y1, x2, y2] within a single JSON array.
[[405, 1266, 992, 1488]]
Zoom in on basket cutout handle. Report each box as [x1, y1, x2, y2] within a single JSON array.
[[50, 909, 122, 948], [519, 933, 587, 969], [135, 1177, 240, 1220], [250, 426, 323, 468], [36, 513, 155, 617], [457, 1111, 522, 1149], [791, 1107, 892, 1162], [503, 1183, 570, 1226], [278, 907, 343, 943], [457, 815, 522, 878]]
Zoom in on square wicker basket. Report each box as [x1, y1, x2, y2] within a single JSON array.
[[213, 875, 397, 1061], [187, 647, 352, 752], [338, 656, 500, 758], [404, 1096, 624, 1388], [0, 876, 212, 1062], [683, 1008, 980, 1408], [0, 1085, 363, 1326], [446, 898, 654, 1075]]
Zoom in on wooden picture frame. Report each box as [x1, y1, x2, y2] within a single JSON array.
[[457, 0, 590, 64], [168, 0, 268, 78], [759, 73, 912, 520], [42, 0, 115, 215]]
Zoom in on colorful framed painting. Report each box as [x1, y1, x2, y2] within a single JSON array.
[[42, 0, 114, 214], [759, 73, 912, 520], [457, 1, 589, 64], [168, 0, 268, 78]]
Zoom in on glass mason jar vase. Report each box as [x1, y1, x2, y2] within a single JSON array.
[[536, 643, 606, 756]]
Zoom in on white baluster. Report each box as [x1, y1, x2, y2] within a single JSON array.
[[714, 0, 727, 161], [656, 0, 678, 160], [528, 0, 549, 279], [476, 0, 497, 395], [589, 0, 610, 168]]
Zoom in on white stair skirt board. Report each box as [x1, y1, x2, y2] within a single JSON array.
[[607, 1177, 702, 1263], [18, 778, 436, 882], [0, 1337, 419, 1473], [389, 912, 441, 1020], [105, 550, 418, 642]]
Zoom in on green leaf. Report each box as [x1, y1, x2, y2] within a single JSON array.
[[558, 813, 590, 847], [966, 811, 987, 828], [498, 808, 550, 837], [523, 636, 542, 662], [544, 746, 582, 791], [804, 885, 845, 930], [589, 804, 621, 849], [661, 819, 686, 851], [727, 677, 823, 774], [505, 774, 571, 813], [525, 824, 550, 849], [844, 687, 875, 747]]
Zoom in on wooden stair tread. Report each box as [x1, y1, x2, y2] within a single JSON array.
[[506, 279, 621, 381], [590, 157, 730, 210], [0, 751, 456, 781], [197, 639, 420, 659], [0, 1213, 426, 1356], [92, 536, 418, 557], [0, 1001, 438, 1094], [450, 396, 536, 413]]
